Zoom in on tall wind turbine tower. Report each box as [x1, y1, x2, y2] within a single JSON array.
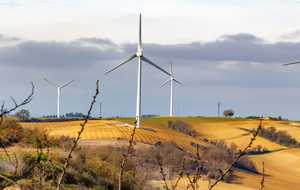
[[105, 14, 170, 128], [157, 60, 187, 116], [44, 78, 75, 118]]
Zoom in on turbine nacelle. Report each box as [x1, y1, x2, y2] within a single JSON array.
[[136, 51, 143, 57]]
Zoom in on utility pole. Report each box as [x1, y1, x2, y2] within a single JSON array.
[[100, 103, 102, 118], [218, 102, 220, 117]]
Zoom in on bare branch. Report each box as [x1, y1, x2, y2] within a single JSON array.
[[118, 118, 138, 190], [186, 144, 203, 190], [157, 156, 170, 190], [208, 117, 263, 190], [56, 80, 99, 190], [0, 82, 34, 125], [0, 138, 13, 166], [44, 134, 57, 185], [260, 162, 265, 190], [172, 158, 185, 190], [0, 173, 17, 185]]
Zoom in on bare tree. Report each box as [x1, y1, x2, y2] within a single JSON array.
[[223, 109, 234, 117], [15, 109, 30, 121]]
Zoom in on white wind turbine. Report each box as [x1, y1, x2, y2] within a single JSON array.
[[105, 14, 170, 128], [157, 60, 187, 116], [283, 60, 300, 66], [43, 78, 75, 118]]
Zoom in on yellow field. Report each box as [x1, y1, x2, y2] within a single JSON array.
[[21, 120, 212, 155], [152, 176, 258, 190], [20, 117, 300, 190], [191, 119, 295, 151]]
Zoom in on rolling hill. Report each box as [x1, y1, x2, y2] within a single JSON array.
[[20, 117, 300, 190]]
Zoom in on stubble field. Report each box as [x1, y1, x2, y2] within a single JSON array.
[[20, 117, 300, 190]]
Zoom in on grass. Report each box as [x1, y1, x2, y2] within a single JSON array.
[[113, 116, 246, 127]]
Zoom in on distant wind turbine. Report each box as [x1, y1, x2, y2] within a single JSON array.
[[105, 14, 170, 128], [283, 60, 300, 66], [157, 60, 187, 116], [44, 78, 75, 118]]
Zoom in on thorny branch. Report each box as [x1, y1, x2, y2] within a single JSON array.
[[56, 80, 99, 190], [44, 134, 57, 185], [0, 82, 34, 126], [157, 156, 170, 190], [118, 118, 138, 190], [172, 158, 185, 190], [208, 117, 264, 190], [185, 144, 203, 190], [0, 83, 36, 189], [260, 162, 265, 190]]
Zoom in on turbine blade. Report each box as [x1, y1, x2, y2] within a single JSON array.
[[141, 56, 171, 76], [174, 79, 188, 87], [138, 13, 143, 52], [170, 59, 173, 76], [60, 79, 75, 89], [157, 79, 171, 90], [283, 60, 300, 66], [44, 78, 58, 88], [105, 54, 137, 75]]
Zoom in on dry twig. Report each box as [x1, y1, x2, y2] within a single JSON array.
[[185, 144, 203, 190], [118, 118, 138, 190], [44, 134, 57, 185], [260, 162, 265, 190], [208, 117, 264, 190], [172, 158, 185, 190], [0, 82, 34, 125], [56, 80, 99, 190], [157, 156, 170, 190]]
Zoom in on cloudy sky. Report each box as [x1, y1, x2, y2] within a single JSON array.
[[1, 0, 300, 120]]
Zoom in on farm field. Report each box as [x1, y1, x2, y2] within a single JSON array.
[[20, 117, 300, 190]]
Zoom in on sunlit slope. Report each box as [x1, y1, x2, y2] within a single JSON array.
[[238, 148, 300, 190], [191, 120, 287, 151], [118, 117, 294, 151], [153, 176, 258, 190], [21, 117, 300, 153], [20, 120, 211, 154]]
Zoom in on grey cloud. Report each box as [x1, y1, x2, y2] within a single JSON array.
[[0, 39, 122, 68], [0, 34, 20, 42], [219, 33, 264, 43], [2, 33, 300, 71], [281, 30, 300, 40], [71, 37, 116, 48], [142, 33, 300, 63]]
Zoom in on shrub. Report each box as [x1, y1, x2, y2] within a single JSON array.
[[0, 120, 23, 147], [203, 146, 234, 165], [246, 116, 260, 120], [235, 157, 259, 174], [167, 120, 196, 137], [259, 126, 298, 146]]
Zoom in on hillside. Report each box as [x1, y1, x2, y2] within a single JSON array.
[[19, 117, 300, 189]]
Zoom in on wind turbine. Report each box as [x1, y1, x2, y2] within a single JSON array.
[[283, 60, 300, 66], [157, 60, 187, 116], [105, 14, 170, 128], [43, 78, 75, 118]]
